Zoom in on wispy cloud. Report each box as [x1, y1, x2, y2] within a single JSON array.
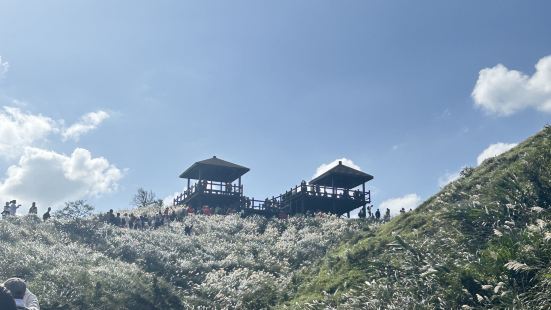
[[62, 110, 110, 141], [472, 55, 551, 116], [312, 158, 361, 179], [0, 56, 8, 79]]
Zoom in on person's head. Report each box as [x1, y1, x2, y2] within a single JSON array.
[[3, 278, 26, 299], [47, 207, 51, 212], [32, 202, 36, 207], [0, 285, 17, 310]]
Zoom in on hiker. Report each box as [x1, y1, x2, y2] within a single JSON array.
[[114, 213, 122, 227], [375, 209, 381, 220], [9, 201, 19, 216], [367, 205, 372, 218], [28, 203, 37, 215], [42, 208, 51, 222], [184, 224, 193, 236], [3, 277, 40, 310], [400, 207, 406, 214], [358, 208, 366, 219], [384, 208, 391, 221], [1, 203, 10, 219], [121, 213, 128, 228], [0, 285, 16, 310], [107, 209, 115, 224], [170, 209, 177, 221]]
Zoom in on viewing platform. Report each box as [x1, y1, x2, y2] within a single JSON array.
[[174, 156, 249, 210], [173, 157, 373, 218]]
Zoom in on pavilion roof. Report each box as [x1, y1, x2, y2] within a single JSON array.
[[309, 161, 373, 188], [179, 156, 250, 182]]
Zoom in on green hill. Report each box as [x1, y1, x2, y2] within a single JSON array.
[[1, 126, 549, 309], [283, 125, 551, 309]]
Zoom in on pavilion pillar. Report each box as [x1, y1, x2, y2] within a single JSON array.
[[187, 178, 190, 190], [362, 183, 366, 214], [347, 212, 350, 218], [238, 177, 242, 194]]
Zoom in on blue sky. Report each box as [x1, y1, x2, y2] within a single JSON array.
[[0, 0, 550, 214]]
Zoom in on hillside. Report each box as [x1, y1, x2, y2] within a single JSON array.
[[1, 126, 549, 309], [0, 208, 363, 309], [284, 126, 551, 309]]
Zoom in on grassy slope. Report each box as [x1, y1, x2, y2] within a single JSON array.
[[0, 210, 361, 309], [284, 126, 551, 309]]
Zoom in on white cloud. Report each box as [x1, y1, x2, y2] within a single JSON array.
[[476, 142, 517, 165], [0, 106, 58, 159], [379, 193, 422, 216], [0, 56, 8, 79], [472, 55, 551, 116], [0, 147, 123, 210], [62, 110, 110, 141], [438, 169, 462, 188], [313, 158, 361, 179]]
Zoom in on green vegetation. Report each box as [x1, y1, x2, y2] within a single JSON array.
[[283, 126, 551, 309], [0, 210, 361, 309]]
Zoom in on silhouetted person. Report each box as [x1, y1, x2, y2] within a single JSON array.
[[42, 207, 51, 221], [358, 208, 366, 219], [400, 207, 406, 214], [9, 200, 18, 216], [115, 213, 121, 227], [0, 285, 16, 310], [375, 209, 380, 220], [184, 225, 193, 236], [384, 208, 391, 221], [225, 182, 233, 193], [107, 209, 115, 224], [28, 202, 38, 215]]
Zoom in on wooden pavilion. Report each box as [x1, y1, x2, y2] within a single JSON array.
[[241, 161, 373, 218], [173, 156, 249, 211], [173, 157, 373, 218]]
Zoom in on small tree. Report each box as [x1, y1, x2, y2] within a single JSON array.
[[55, 200, 95, 220], [131, 188, 157, 208]]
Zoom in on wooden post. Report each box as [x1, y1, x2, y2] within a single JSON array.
[[238, 177, 242, 195], [362, 183, 366, 214], [347, 212, 350, 218], [187, 178, 190, 190]]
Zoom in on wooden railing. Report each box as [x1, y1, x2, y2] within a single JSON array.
[[173, 180, 243, 205]]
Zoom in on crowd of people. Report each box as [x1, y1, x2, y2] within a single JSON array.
[[357, 206, 411, 222], [1, 200, 51, 221], [0, 278, 40, 310], [100, 206, 198, 235]]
